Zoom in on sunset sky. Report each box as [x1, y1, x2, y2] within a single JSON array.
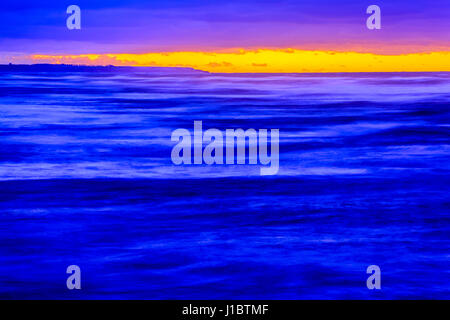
[[1, 0, 449, 72]]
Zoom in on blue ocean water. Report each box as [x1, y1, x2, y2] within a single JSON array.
[[0, 68, 449, 299]]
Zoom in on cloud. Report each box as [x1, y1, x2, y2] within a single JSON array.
[[30, 49, 450, 73], [0, 0, 449, 56]]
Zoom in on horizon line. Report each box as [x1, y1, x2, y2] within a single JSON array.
[[27, 49, 450, 73], [3, 63, 450, 74]]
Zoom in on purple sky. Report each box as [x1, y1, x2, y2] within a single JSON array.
[[1, 0, 449, 62]]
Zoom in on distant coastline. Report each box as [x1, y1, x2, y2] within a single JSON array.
[[1, 64, 449, 75], [0, 64, 208, 74]]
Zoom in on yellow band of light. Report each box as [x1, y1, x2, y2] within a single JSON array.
[[32, 49, 450, 73]]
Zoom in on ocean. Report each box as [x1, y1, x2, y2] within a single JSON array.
[[0, 67, 449, 299]]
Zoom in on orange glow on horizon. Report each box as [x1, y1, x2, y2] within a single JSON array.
[[31, 49, 450, 73]]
